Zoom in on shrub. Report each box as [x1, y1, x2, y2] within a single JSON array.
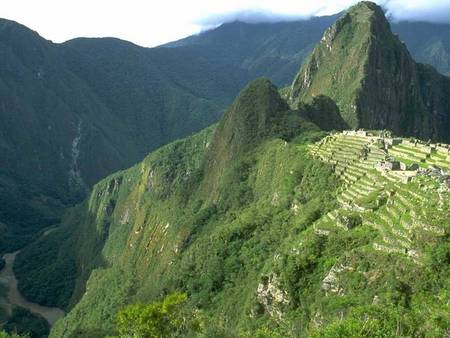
[[114, 293, 202, 337]]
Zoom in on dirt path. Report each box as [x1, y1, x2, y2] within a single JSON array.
[[0, 250, 65, 326]]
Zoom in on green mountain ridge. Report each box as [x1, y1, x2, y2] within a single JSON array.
[[9, 3, 450, 336], [0, 19, 238, 252], [199, 78, 320, 202]]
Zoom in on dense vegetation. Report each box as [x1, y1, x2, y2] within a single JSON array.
[[2, 5, 450, 252], [111, 293, 202, 338], [0, 332, 25, 338], [3, 307, 49, 338], [0, 19, 229, 253], [14, 230, 76, 308], [12, 73, 444, 337], [13, 79, 337, 336]]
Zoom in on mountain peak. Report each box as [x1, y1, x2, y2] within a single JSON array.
[[200, 77, 319, 201], [289, 0, 399, 127], [351, 1, 384, 13], [347, 1, 391, 34], [289, 1, 450, 142], [202, 78, 288, 184]]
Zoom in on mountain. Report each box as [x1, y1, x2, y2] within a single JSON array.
[[2, 9, 450, 253], [0, 14, 338, 253], [163, 15, 339, 86], [0, 20, 132, 251], [393, 21, 450, 76], [289, 1, 450, 142], [166, 16, 450, 84], [0, 20, 241, 252], [8, 3, 450, 336], [16, 79, 331, 337], [168, 16, 450, 80]]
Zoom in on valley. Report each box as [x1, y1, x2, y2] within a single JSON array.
[[0, 251, 64, 326], [0, 224, 65, 336]]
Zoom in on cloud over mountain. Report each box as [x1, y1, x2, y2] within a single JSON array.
[[196, 0, 450, 29]]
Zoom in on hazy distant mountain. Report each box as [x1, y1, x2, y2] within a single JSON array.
[[163, 15, 339, 86], [166, 15, 450, 79]]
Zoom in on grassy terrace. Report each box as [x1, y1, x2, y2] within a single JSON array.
[[309, 132, 449, 263]]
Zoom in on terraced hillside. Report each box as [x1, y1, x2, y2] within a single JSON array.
[[310, 131, 450, 263]]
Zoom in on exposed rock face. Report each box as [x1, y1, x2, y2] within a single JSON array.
[[298, 95, 348, 131], [256, 274, 289, 319], [290, 1, 450, 142], [322, 263, 354, 295]]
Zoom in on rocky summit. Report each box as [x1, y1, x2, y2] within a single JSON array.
[[290, 1, 450, 142]]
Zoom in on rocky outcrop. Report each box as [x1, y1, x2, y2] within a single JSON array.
[[256, 274, 289, 319], [322, 263, 354, 295]]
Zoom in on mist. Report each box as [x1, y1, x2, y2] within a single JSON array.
[[197, 0, 450, 30]]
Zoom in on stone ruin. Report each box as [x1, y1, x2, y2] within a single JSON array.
[[339, 130, 450, 187], [375, 160, 401, 171], [418, 167, 450, 190]]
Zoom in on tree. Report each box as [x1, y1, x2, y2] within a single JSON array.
[[114, 293, 202, 338]]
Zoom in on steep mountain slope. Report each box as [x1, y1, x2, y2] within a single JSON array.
[[0, 20, 136, 251], [16, 75, 450, 338], [289, 2, 450, 142], [61, 37, 243, 146], [0, 15, 334, 253], [199, 78, 317, 200], [0, 20, 240, 253]]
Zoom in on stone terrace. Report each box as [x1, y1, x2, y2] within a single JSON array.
[[308, 130, 450, 263]]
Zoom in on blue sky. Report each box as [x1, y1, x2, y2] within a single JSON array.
[[1, 0, 450, 47]]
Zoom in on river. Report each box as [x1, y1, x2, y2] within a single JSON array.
[[0, 232, 65, 326]]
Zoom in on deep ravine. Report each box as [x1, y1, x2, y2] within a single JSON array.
[[0, 230, 65, 326]]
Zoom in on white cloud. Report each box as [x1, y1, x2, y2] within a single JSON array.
[[0, 0, 449, 47]]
